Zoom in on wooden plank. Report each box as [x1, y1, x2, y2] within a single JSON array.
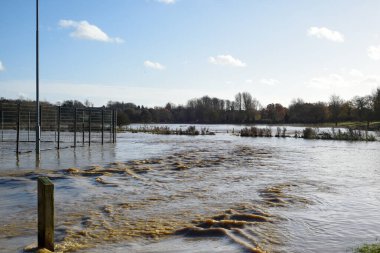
[[38, 177, 54, 252]]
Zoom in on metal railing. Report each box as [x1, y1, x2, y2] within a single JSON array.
[[0, 102, 117, 154]]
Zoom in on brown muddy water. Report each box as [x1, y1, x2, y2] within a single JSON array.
[[0, 124, 380, 253]]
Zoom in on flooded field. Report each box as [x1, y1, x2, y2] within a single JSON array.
[[1, 124, 380, 252]]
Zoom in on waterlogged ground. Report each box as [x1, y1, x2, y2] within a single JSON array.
[[0, 124, 380, 253]]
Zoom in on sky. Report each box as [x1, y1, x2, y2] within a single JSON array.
[[0, 0, 380, 107]]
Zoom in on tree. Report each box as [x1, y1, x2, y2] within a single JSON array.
[[235, 92, 243, 111], [329, 95, 344, 126]]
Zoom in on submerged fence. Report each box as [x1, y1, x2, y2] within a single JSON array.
[[0, 102, 117, 154]]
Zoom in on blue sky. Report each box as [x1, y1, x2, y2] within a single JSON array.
[[1, 0, 380, 107]]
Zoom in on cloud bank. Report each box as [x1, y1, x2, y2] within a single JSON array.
[[0, 61, 4, 72], [59, 19, 124, 43]]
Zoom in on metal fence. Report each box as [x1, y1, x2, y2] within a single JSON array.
[[0, 102, 117, 154]]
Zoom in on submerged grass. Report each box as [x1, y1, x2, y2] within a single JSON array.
[[126, 125, 215, 136], [354, 243, 380, 253]]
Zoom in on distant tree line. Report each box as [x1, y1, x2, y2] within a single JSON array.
[[107, 88, 380, 127], [1, 87, 380, 127]]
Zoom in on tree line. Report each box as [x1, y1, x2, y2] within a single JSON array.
[[107, 88, 380, 127], [1, 87, 380, 127]]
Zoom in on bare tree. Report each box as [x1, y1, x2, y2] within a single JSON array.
[[329, 95, 344, 126]]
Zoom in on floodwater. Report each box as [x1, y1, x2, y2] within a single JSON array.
[[0, 124, 379, 253]]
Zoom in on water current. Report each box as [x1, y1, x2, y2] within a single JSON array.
[[0, 124, 379, 252]]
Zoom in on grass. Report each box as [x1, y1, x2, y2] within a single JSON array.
[[126, 125, 215, 136], [302, 127, 376, 141], [354, 243, 380, 253]]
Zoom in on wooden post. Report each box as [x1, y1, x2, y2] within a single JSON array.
[[101, 108, 104, 145], [38, 177, 54, 252], [88, 108, 91, 146], [74, 108, 77, 147], [16, 103, 21, 153], [57, 106, 61, 149]]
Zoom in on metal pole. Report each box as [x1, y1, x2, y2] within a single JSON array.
[[82, 110, 85, 145], [74, 108, 77, 147], [1, 110, 3, 142], [35, 0, 41, 156], [16, 103, 21, 154], [28, 112, 31, 142], [109, 110, 112, 142], [88, 107, 91, 146], [57, 106, 61, 149], [101, 108, 104, 145]]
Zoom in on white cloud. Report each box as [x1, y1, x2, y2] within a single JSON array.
[[59, 19, 124, 43], [0, 61, 4, 72], [307, 26, 345, 42], [307, 69, 380, 91], [260, 78, 280, 86], [144, 60, 166, 70], [245, 79, 253, 84], [368, 45, 380, 60], [208, 54, 246, 67], [156, 0, 176, 4]]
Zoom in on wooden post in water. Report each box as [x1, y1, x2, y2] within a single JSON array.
[[57, 106, 61, 149], [112, 110, 115, 143], [38, 177, 54, 252], [74, 108, 77, 147], [82, 110, 85, 145], [16, 103, 21, 154]]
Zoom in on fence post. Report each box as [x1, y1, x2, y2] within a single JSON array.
[[28, 112, 31, 142], [1, 109, 4, 142], [88, 107, 91, 146], [109, 110, 112, 143], [101, 108, 104, 145], [112, 110, 115, 143], [114, 110, 117, 143], [16, 103, 21, 154], [39, 105, 42, 142], [74, 108, 77, 147], [38, 177, 54, 252], [82, 110, 85, 145], [57, 106, 61, 149]]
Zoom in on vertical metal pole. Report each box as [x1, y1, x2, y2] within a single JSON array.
[[82, 110, 85, 145], [16, 103, 20, 154], [109, 110, 112, 143], [28, 112, 31, 142], [74, 108, 77, 147], [111, 110, 115, 143], [114, 110, 117, 143], [1, 110, 3, 142], [88, 108, 91, 146], [38, 177, 54, 252], [57, 106, 61, 149], [101, 108, 104, 145], [35, 0, 41, 156]]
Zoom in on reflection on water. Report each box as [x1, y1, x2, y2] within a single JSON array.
[[0, 124, 380, 253]]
